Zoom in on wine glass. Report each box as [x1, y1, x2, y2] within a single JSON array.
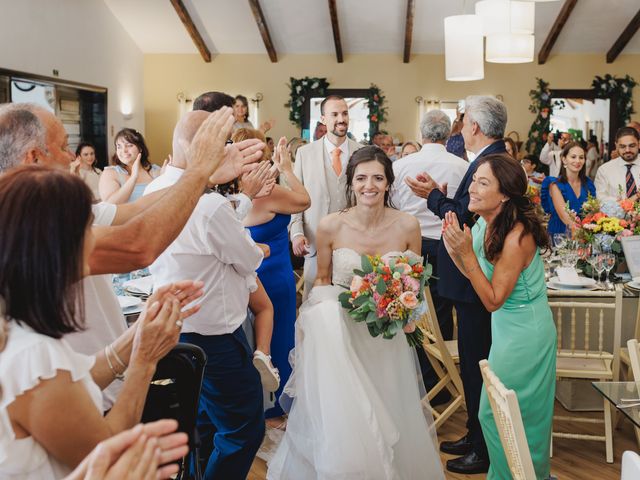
[[553, 233, 568, 251], [603, 253, 616, 290], [594, 254, 606, 288]]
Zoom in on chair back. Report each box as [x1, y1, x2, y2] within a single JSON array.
[[622, 450, 640, 480], [141, 342, 207, 478], [628, 339, 640, 381], [479, 360, 537, 480], [548, 286, 623, 380]]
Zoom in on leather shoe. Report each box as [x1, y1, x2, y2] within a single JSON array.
[[446, 451, 490, 475], [439, 435, 473, 456]]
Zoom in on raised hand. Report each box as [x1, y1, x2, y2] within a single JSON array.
[[272, 137, 292, 173], [405, 171, 438, 199], [241, 160, 274, 199], [130, 154, 142, 179], [130, 295, 181, 367], [442, 211, 473, 259]]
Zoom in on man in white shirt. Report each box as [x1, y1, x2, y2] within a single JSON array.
[[540, 131, 571, 177], [0, 103, 264, 410], [392, 109, 468, 402], [146, 111, 265, 479], [595, 127, 640, 201], [290, 95, 362, 298]]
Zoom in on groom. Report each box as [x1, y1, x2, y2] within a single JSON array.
[[407, 95, 508, 475], [290, 95, 362, 298]]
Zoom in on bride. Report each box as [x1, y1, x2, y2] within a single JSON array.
[[267, 147, 445, 479]]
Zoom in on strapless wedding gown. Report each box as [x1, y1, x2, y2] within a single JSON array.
[[267, 248, 445, 480]]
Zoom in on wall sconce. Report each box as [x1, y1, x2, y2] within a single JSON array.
[[250, 92, 264, 109], [176, 92, 193, 104], [121, 98, 133, 120]]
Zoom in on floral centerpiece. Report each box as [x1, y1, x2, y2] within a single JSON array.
[[571, 196, 640, 260], [338, 253, 431, 347]]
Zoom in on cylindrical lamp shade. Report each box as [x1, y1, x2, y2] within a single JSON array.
[[444, 15, 484, 81], [475, 0, 510, 35], [511, 1, 535, 34], [486, 33, 534, 63]]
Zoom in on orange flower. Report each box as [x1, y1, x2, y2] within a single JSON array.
[[620, 199, 635, 212]]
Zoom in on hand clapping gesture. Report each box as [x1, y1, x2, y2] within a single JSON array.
[[441, 211, 473, 261], [405, 171, 447, 199]]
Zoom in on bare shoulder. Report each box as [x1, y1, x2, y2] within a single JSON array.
[[392, 208, 420, 230], [504, 222, 535, 253], [318, 210, 346, 233]]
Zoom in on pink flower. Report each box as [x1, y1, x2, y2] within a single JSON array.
[[403, 322, 416, 333], [620, 229, 633, 237], [403, 276, 420, 293], [397, 263, 412, 275], [399, 291, 419, 309], [380, 253, 394, 266], [350, 275, 364, 293]]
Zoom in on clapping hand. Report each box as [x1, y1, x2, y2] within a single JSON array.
[[240, 160, 276, 199], [272, 137, 292, 173], [64, 419, 189, 480], [441, 211, 473, 259], [405, 172, 446, 199]]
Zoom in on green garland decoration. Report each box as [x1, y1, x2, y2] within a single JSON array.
[[366, 84, 387, 141], [285, 77, 330, 129], [592, 74, 637, 125], [525, 78, 564, 156]]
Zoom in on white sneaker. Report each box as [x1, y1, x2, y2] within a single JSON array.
[[253, 350, 280, 392]]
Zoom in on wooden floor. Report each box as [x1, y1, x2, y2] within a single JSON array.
[[248, 401, 637, 479]]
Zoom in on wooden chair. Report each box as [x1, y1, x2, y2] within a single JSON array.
[[548, 285, 623, 464], [618, 295, 640, 382], [479, 360, 537, 480], [626, 338, 640, 446], [416, 287, 465, 430]]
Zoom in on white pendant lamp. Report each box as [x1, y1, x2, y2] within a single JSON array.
[[475, 0, 510, 36], [444, 15, 485, 81], [486, 33, 534, 63], [511, 1, 535, 35]]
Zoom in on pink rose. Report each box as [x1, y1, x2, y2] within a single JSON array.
[[403, 322, 416, 333], [396, 262, 412, 275], [350, 275, 364, 292], [399, 291, 419, 309], [380, 253, 394, 266], [403, 276, 420, 293]]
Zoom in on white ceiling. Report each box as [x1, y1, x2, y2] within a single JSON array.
[[103, 0, 640, 57]]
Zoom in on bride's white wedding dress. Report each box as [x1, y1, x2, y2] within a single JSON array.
[[267, 248, 445, 480]]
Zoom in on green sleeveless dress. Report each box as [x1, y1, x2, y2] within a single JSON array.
[[473, 217, 557, 479]]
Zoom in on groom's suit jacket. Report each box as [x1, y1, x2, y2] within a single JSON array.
[[290, 137, 363, 254], [426, 139, 507, 303]]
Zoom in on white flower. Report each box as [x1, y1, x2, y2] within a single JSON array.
[[295, 85, 301, 93], [311, 82, 318, 89], [302, 80, 308, 86]]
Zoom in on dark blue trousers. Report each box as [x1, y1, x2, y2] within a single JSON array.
[[181, 328, 265, 480]]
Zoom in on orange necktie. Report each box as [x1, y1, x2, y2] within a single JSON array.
[[331, 148, 342, 176]]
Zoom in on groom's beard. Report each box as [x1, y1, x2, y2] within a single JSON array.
[[332, 123, 348, 137]]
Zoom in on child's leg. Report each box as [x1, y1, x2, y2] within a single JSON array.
[[249, 279, 274, 355]]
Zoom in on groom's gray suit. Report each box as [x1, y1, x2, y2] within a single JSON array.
[[290, 136, 362, 299]]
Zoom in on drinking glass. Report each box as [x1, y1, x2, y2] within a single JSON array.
[[594, 254, 606, 288], [603, 253, 616, 290], [553, 233, 568, 251]]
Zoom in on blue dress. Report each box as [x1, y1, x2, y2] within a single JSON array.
[[541, 176, 596, 234], [248, 213, 296, 418]]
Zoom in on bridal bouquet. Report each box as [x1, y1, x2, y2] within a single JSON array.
[[338, 253, 431, 347]]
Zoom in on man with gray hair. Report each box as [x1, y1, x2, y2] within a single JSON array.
[[406, 95, 507, 475], [391, 110, 468, 401]]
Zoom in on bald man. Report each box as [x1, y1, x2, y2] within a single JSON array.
[[145, 111, 266, 479]]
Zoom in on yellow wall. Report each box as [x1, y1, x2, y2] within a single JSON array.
[[144, 53, 640, 159]]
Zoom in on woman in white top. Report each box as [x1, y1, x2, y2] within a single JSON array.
[[99, 129, 160, 204], [0, 165, 203, 479], [72, 142, 102, 200]]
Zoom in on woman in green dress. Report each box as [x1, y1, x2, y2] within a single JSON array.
[[442, 153, 556, 479]]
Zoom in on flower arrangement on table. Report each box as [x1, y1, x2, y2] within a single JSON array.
[[338, 253, 431, 348], [570, 196, 640, 265]]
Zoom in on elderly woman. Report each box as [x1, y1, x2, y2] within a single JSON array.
[[442, 154, 555, 480], [0, 165, 203, 478]]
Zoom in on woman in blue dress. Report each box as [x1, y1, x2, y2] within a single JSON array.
[[235, 130, 310, 427], [541, 142, 596, 235]]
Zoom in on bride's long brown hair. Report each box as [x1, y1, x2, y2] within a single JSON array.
[[477, 154, 549, 262], [345, 146, 396, 208]]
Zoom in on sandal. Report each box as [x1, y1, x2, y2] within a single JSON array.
[[253, 350, 280, 392]]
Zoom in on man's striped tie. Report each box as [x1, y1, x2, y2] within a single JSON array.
[[626, 164, 637, 198]]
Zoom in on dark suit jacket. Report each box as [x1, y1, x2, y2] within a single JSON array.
[[426, 140, 507, 303]]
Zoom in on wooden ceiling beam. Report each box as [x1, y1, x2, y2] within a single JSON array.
[[538, 0, 578, 65], [328, 0, 344, 63], [169, 0, 211, 63], [607, 8, 640, 63], [403, 0, 415, 63], [248, 0, 277, 63]]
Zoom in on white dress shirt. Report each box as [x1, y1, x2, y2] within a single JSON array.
[[66, 201, 126, 411], [324, 135, 349, 171], [147, 169, 263, 336], [391, 143, 469, 240], [540, 142, 562, 177], [595, 156, 640, 201]]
